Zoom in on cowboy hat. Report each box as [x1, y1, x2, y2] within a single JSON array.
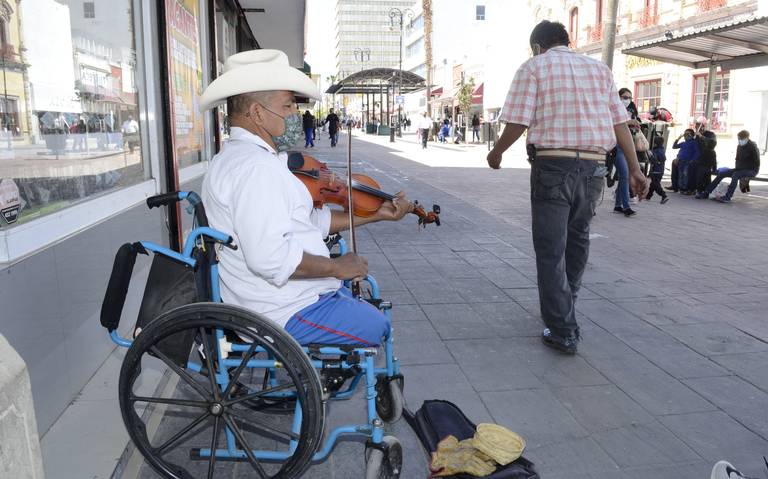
[[199, 49, 320, 111]]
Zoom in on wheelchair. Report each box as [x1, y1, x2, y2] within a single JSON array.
[[100, 191, 405, 478]]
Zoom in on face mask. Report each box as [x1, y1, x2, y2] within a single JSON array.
[[739, 139, 748, 146], [622, 99, 631, 108], [259, 105, 303, 152]]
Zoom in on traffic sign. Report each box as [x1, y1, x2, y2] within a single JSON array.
[[395, 95, 405, 105]]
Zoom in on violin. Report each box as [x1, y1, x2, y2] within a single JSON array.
[[287, 152, 440, 227]]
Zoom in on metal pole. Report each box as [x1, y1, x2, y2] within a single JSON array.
[[1, 53, 9, 150], [601, 0, 619, 69], [704, 62, 717, 125], [397, 12, 403, 138]]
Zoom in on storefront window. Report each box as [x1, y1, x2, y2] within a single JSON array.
[[214, 0, 238, 145], [634, 79, 661, 113], [165, 0, 207, 171], [692, 72, 729, 132], [0, 0, 146, 229]]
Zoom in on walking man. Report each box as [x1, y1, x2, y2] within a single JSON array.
[[486, 21, 647, 354], [417, 111, 432, 149], [325, 108, 340, 147]]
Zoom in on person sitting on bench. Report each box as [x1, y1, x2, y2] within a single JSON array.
[[697, 130, 760, 203], [199, 50, 415, 346]]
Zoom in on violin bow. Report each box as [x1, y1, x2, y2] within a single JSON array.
[[345, 123, 361, 296]]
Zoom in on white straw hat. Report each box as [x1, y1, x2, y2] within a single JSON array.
[[199, 49, 320, 111]]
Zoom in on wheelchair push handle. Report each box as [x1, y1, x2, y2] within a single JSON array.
[[146, 191, 210, 228]]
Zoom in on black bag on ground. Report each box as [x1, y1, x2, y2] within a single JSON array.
[[404, 400, 539, 479]]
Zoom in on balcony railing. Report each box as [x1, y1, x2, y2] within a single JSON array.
[[588, 22, 603, 43], [638, 8, 659, 28], [697, 0, 727, 13]]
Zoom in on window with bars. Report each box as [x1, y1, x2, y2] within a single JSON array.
[[476, 5, 485, 20], [697, 0, 727, 13], [639, 0, 659, 28], [83, 1, 95, 18], [634, 79, 662, 113], [691, 72, 729, 131]]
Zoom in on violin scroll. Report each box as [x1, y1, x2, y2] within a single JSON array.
[[412, 201, 441, 227]]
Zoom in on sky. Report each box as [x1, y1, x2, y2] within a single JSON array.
[[305, 0, 338, 85]]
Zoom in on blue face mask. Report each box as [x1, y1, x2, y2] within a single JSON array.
[[738, 139, 748, 146], [260, 104, 303, 152]]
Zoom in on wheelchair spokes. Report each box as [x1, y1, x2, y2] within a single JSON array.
[[119, 303, 324, 479]]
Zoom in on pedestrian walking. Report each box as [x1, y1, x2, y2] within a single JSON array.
[[302, 110, 315, 147], [417, 112, 432, 149], [471, 114, 481, 142], [325, 108, 340, 147], [486, 20, 647, 355]]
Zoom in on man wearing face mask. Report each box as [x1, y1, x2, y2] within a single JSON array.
[[697, 130, 760, 203], [486, 21, 647, 355], [199, 50, 414, 346]]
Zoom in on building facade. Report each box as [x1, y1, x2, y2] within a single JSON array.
[[528, 0, 768, 164], [0, 0, 306, 438], [401, 0, 534, 129]]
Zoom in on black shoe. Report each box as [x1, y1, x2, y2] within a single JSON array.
[[613, 206, 624, 213], [542, 329, 578, 355], [623, 208, 636, 217], [660, 196, 669, 204]]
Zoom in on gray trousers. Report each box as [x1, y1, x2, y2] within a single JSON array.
[[530, 157, 605, 339]]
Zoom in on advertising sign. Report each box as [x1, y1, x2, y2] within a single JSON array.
[[165, 0, 205, 169], [0, 178, 21, 224]]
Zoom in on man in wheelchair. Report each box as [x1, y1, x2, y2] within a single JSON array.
[[199, 49, 414, 348]]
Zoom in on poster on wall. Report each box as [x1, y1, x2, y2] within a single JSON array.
[[165, 0, 205, 171]]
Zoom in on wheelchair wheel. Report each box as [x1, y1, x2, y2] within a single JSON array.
[[119, 303, 324, 479], [365, 436, 402, 479], [375, 375, 404, 423]]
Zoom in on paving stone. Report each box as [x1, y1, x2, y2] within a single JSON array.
[[659, 411, 768, 463], [451, 277, 510, 303], [480, 266, 537, 289], [389, 303, 428, 322], [403, 364, 493, 424], [480, 390, 588, 448], [525, 437, 621, 478], [591, 420, 700, 468], [553, 385, 655, 433], [659, 322, 768, 356], [586, 355, 716, 416], [445, 339, 544, 391], [711, 351, 768, 393], [614, 298, 738, 326], [684, 376, 768, 439], [468, 301, 541, 337], [621, 462, 713, 479], [508, 337, 610, 388]]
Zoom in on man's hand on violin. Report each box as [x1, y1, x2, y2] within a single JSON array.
[[374, 191, 414, 222], [332, 253, 368, 282]]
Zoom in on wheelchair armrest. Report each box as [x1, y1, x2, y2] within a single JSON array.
[[100, 242, 147, 332]]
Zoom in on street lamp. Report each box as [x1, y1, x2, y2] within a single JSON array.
[[353, 48, 371, 128], [389, 7, 413, 139]]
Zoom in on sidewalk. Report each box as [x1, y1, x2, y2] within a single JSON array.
[[84, 130, 768, 478]]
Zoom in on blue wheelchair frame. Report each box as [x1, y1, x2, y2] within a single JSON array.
[[108, 191, 401, 464]]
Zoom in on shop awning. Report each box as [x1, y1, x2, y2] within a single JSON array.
[[622, 15, 768, 70], [472, 83, 484, 105], [430, 86, 443, 96]]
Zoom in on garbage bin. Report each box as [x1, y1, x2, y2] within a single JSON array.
[[378, 125, 391, 136], [366, 123, 376, 134]]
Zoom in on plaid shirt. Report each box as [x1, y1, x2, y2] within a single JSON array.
[[499, 46, 628, 153]]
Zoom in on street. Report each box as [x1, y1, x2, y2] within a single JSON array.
[[126, 130, 768, 478]]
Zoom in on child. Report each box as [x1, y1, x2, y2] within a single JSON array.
[[438, 121, 450, 143], [647, 136, 669, 204]]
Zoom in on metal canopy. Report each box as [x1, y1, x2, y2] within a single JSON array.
[[325, 68, 426, 95], [622, 16, 768, 70]]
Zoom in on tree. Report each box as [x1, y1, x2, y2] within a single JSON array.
[[423, 0, 433, 118], [456, 76, 475, 128]]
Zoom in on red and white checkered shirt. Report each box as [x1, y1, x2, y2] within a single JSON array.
[[499, 46, 629, 154]]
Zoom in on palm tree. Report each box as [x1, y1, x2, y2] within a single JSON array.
[[423, 0, 433, 118]]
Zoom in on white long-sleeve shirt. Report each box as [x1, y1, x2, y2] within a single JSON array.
[[202, 127, 340, 327]]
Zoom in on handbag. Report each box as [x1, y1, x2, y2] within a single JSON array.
[[633, 131, 650, 152]]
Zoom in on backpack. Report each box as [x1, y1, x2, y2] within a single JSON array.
[[404, 400, 539, 479]]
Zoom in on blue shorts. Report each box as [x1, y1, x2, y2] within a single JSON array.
[[284, 287, 390, 346]]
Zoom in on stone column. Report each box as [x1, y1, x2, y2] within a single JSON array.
[[0, 334, 45, 478]]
